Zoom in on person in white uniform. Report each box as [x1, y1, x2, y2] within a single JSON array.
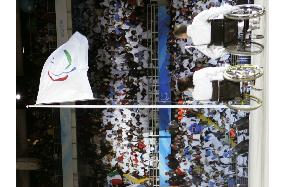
[[177, 66, 241, 101], [173, 4, 238, 59]]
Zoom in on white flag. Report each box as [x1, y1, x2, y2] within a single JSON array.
[[36, 31, 94, 104]]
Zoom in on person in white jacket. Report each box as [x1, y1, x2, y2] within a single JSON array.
[[191, 66, 227, 100], [173, 4, 238, 59], [177, 65, 240, 101]]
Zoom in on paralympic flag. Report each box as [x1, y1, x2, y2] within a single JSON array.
[[36, 31, 94, 104]]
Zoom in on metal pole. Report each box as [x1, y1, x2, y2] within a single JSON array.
[[27, 104, 250, 109]]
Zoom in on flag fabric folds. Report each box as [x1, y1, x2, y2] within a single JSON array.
[[36, 31, 94, 104]]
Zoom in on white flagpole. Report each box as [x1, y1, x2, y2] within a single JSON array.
[[26, 104, 250, 109]]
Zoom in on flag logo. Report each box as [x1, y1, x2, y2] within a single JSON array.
[[48, 49, 76, 81]]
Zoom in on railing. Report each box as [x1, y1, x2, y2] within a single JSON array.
[[147, 1, 160, 186], [147, 1, 159, 106], [236, 175, 249, 186]]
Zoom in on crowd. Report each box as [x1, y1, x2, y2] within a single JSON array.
[[73, 0, 151, 105], [167, 108, 249, 186], [93, 0, 151, 105], [95, 0, 154, 184], [73, 0, 153, 186], [76, 107, 154, 186], [101, 108, 153, 182]]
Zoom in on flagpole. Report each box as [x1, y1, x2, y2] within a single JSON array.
[[26, 104, 248, 109]]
